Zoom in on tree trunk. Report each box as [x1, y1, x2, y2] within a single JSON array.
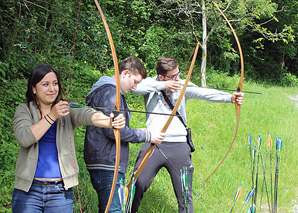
[[201, 0, 207, 87]]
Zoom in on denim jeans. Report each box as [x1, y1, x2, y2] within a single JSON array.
[[12, 180, 73, 213], [89, 170, 125, 213]]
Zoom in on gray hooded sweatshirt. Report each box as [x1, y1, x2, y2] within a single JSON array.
[[132, 76, 232, 142]]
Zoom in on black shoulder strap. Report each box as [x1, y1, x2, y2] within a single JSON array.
[[161, 90, 186, 127]]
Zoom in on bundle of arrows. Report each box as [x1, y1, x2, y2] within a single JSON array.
[[245, 133, 283, 213], [180, 167, 190, 213], [230, 133, 283, 213], [118, 177, 136, 213]]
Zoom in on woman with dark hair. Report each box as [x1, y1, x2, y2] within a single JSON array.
[[12, 64, 125, 212]]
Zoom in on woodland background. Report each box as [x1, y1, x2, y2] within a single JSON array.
[[1, 0, 298, 212]]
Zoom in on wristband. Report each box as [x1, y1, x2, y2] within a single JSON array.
[[47, 114, 55, 122], [44, 116, 53, 125]]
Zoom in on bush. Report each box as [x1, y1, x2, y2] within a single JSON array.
[[280, 72, 298, 87], [0, 79, 27, 210]]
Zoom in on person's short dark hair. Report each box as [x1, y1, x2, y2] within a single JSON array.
[[156, 57, 179, 76], [119, 56, 147, 79], [26, 64, 64, 107]]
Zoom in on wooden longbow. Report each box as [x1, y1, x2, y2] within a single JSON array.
[[127, 42, 200, 190], [94, 1, 121, 212], [204, 1, 244, 182]]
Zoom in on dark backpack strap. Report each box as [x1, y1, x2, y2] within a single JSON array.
[[161, 90, 186, 127]]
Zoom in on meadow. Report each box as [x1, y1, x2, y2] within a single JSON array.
[[71, 80, 298, 212]]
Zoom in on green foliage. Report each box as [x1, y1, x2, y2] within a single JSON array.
[[73, 126, 99, 212], [1, 0, 298, 211], [138, 25, 169, 71], [206, 68, 239, 89], [280, 73, 298, 87], [0, 79, 27, 209], [138, 24, 194, 74], [65, 62, 102, 102], [240, 0, 298, 83], [1, 0, 297, 85]]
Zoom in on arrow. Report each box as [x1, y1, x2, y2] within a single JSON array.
[[268, 133, 274, 212], [259, 135, 271, 212], [118, 179, 124, 211], [230, 182, 243, 213], [248, 133, 254, 191], [180, 167, 190, 213], [253, 135, 262, 208], [67, 102, 178, 117], [251, 145, 257, 208], [240, 186, 255, 213], [181, 84, 263, 95], [273, 135, 282, 213]]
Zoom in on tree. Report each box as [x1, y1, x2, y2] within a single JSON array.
[[149, 0, 295, 86]]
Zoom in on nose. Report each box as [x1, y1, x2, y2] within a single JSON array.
[[49, 84, 55, 91]]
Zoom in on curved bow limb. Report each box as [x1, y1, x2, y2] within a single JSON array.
[[204, 1, 244, 182], [128, 42, 200, 190], [94, 1, 121, 212]]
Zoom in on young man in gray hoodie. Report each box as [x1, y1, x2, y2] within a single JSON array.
[[131, 56, 244, 213], [84, 56, 165, 212]]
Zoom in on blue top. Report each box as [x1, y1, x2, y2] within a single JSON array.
[[34, 122, 61, 178]]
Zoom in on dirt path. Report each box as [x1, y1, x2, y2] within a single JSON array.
[[289, 95, 298, 107]]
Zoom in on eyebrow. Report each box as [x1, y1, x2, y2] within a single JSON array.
[[41, 80, 58, 83]]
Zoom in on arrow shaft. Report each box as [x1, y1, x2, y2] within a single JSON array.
[[94, 107, 178, 116], [182, 85, 263, 95], [68, 103, 178, 116]]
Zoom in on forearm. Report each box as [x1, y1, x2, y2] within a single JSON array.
[[104, 126, 147, 143], [30, 116, 53, 140], [186, 86, 232, 103], [91, 111, 112, 128], [132, 77, 165, 95]]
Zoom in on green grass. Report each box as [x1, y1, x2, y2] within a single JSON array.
[[123, 83, 298, 212], [189, 84, 298, 212]]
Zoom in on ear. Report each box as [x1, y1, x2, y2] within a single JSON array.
[[158, 74, 164, 81], [32, 86, 36, 94], [121, 70, 130, 78]]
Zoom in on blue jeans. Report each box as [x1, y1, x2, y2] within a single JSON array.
[[12, 180, 73, 213], [89, 170, 125, 213]]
